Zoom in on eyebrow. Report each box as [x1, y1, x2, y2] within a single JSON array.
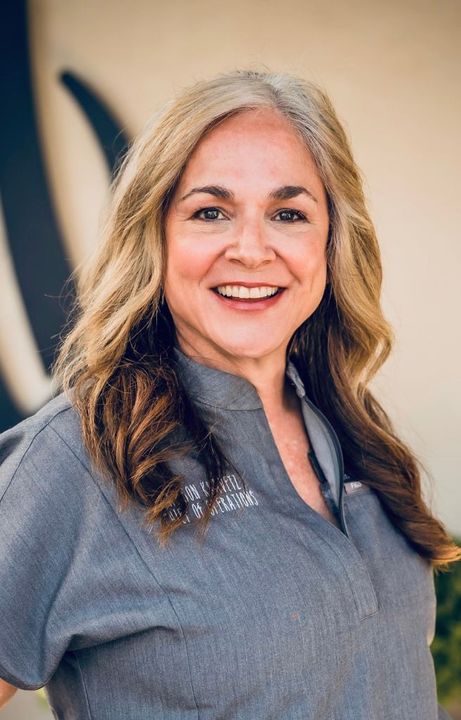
[[178, 184, 318, 204]]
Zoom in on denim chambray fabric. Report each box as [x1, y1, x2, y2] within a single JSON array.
[[0, 349, 448, 719]]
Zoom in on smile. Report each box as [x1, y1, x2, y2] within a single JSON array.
[[213, 285, 282, 300], [210, 284, 286, 309]]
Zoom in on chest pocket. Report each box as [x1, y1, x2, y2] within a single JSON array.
[[342, 484, 436, 641]]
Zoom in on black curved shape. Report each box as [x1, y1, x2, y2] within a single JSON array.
[[0, 383, 21, 431], [0, 2, 131, 432], [0, 0, 75, 375], [60, 71, 130, 174]]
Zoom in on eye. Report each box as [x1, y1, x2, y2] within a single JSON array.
[[273, 209, 307, 222], [192, 207, 227, 221]]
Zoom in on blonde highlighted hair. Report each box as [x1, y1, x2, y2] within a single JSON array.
[[53, 69, 460, 565]]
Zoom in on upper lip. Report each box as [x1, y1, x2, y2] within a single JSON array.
[[211, 282, 283, 288]]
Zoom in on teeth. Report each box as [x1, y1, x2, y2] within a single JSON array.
[[215, 285, 280, 299]]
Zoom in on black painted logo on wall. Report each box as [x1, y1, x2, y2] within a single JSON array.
[[0, 0, 130, 431]]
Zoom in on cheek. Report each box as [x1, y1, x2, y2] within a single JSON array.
[[165, 236, 205, 284], [289, 240, 328, 287], [163, 232, 220, 312]]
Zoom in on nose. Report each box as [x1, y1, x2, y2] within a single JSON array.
[[224, 219, 276, 268]]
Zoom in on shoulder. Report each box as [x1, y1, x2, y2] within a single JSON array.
[[0, 391, 96, 504], [0, 394, 141, 691]]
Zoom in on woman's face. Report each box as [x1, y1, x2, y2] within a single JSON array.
[[163, 108, 330, 365]]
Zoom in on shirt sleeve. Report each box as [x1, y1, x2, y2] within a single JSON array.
[[0, 413, 105, 689]]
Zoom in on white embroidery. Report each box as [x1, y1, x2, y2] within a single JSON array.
[[167, 473, 259, 524]]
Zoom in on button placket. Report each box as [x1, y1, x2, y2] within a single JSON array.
[[254, 406, 378, 621]]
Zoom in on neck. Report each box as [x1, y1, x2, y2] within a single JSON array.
[[175, 334, 293, 414]]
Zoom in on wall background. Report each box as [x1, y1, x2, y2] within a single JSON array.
[[1, 0, 460, 715]]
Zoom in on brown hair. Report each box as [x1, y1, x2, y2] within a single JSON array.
[[53, 68, 460, 566]]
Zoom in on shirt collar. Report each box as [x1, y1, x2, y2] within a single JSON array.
[[173, 347, 307, 411]]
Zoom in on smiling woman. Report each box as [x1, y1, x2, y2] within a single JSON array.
[[163, 108, 329, 366], [0, 69, 459, 719]]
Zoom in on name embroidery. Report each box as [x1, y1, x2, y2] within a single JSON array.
[[167, 474, 259, 524]]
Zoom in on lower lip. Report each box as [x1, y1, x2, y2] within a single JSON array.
[[211, 289, 285, 310]]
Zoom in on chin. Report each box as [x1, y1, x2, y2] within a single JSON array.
[[211, 335, 285, 362]]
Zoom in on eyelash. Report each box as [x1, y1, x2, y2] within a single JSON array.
[[191, 206, 308, 223]]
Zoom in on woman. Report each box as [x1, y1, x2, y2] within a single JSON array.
[[0, 69, 458, 719]]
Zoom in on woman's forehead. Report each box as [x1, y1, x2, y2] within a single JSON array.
[[195, 107, 306, 153], [175, 109, 323, 199]]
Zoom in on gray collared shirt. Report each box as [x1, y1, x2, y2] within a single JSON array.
[[0, 349, 449, 719]]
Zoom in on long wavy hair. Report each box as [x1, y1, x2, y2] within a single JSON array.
[[53, 69, 460, 565]]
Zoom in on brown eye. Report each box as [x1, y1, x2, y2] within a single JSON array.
[[274, 209, 307, 222], [192, 207, 226, 221]]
